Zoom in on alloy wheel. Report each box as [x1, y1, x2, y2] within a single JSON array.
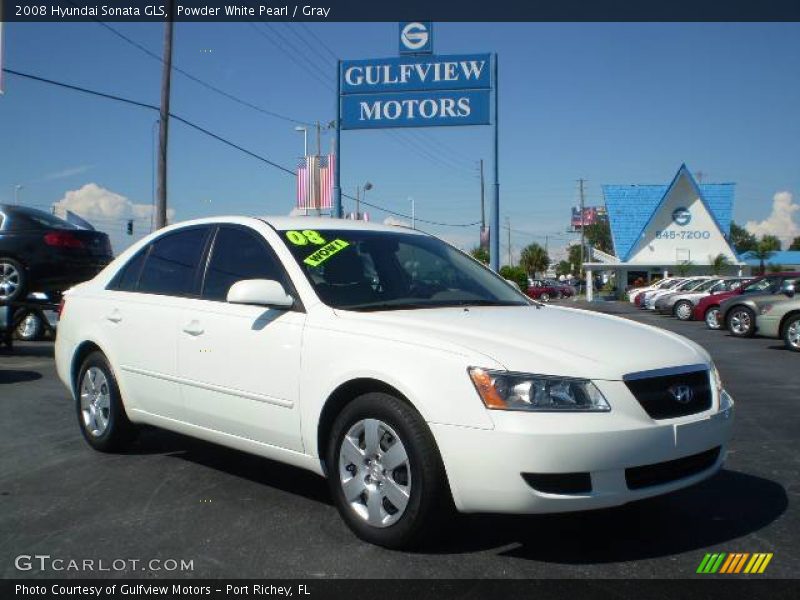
[[80, 367, 111, 437], [338, 418, 411, 528], [729, 310, 752, 335], [787, 320, 800, 350], [0, 262, 21, 301], [17, 314, 40, 339], [675, 302, 692, 320], [705, 308, 721, 329]]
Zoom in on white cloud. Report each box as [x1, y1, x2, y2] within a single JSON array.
[[44, 165, 93, 181], [745, 191, 799, 248], [52, 183, 174, 223]]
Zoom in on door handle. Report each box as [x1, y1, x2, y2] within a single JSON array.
[[105, 310, 122, 323], [182, 320, 204, 336]]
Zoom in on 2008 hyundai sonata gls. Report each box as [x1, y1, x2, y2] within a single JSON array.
[[55, 217, 734, 548]]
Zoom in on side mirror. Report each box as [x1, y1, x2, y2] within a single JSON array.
[[227, 279, 294, 308], [782, 282, 796, 298]]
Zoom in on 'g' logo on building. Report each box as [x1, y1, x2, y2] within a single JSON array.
[[400, 22, 432, 54], [672, 207, 692, 226]]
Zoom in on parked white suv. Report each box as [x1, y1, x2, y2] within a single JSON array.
[[55, 217, 734, 548]]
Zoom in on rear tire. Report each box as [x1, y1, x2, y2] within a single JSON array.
[[705, 306, 721, 330], [0, 257, 27, 303], [76, 352, 137, 452], [540, 292, 550, 302], [674, 300, 693, 321], [783, 315, 800, 352], [326, 392, 450, 549], [727, 306, 756, 338]]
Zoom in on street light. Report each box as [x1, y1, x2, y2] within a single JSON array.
[[356, 181, 373, 220], [294, 126, 308, 157], [13, 184, 23, 204]]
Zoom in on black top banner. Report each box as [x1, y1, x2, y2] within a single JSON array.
[[2, 0, 800, 22]]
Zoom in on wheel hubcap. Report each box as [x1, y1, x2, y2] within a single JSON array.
[[17, 314, 38, 338], [80, 367, 111, 437], [730, 311, 751, 334], [677, 303, 691, 319], [706, 309, 720, 328], [0, 262, 20, 300], [788, 322, 800, 349], [338, 418, 411, 528]]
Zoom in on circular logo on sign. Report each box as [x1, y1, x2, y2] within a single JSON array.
[[401, 22, 430, 51], [672, 207, 692, 226]]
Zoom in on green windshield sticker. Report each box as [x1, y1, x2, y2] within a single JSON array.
[[285, 230, 326, 246], [303, 239, 350, 267]]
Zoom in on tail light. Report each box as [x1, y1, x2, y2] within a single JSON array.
[[57, 298, 66, 318], [44, 231, 86, 249]]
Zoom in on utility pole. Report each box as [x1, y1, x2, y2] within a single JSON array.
[[506, 216, 511, 267], [155, 13, 174, 230], [578, 178, 586, 276]]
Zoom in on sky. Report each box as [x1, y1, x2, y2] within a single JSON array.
[[1, 21, 799, 259]]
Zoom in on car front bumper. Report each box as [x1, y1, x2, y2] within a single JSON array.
[[432, 385, 734, 514]]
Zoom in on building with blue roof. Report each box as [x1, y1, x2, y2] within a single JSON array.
[[584, 164, 743, 300]]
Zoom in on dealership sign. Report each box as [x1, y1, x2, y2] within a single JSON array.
[[399, 22, 433, 54], [340, 53, 492, 130]]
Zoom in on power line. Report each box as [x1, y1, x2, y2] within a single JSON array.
[[87, 15, 313, 126], [3, 67, 479, 228], [297, 22, 340, 61]]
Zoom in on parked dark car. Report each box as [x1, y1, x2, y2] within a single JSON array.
[[0, 204, 113, 302], [694, 273, 799, 329], [526, 278, 576, 302]]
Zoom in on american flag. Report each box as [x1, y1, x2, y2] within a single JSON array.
[[297, 154, 335, 211]]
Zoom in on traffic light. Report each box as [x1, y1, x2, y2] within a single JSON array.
[[126, 220, 133, 235]]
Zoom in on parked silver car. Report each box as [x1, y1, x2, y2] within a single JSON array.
[[654, 277, 748, 320]]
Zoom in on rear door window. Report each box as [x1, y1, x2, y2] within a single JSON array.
[[137, 227, 210, 296], [113, 249, 148, 292]]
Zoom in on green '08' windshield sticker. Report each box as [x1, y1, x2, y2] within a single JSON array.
[[303, 239, 350, 267]]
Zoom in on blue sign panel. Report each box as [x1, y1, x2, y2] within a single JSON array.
[[341, 54, 491, 95], [399, 22, 433, 55], [341, 90, 490, 130]]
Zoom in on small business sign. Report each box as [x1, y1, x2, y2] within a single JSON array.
[[399, 22, 433, 54], [339, 53, 491, 130]]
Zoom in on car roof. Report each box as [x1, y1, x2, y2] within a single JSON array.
[[257, 216, 425, 235]]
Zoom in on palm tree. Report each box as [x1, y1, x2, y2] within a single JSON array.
[[469, 246, 489, 264], [709, 253, 731, 275], [752, 240, 777, 275], [520, 243, 550, 278]]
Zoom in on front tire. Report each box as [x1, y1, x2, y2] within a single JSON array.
[[727, 306, 756, 338], [705, 306, 722, 330], [16, 312, 43, 341], [783, 315, 800, 352], [326, 392, 450, 549], [540, 292, 550, 302], [76, 352, 137, 452], [674, 300, 693, 321]]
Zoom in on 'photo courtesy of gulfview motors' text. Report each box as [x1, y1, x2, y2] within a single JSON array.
[[1, 0, 798, 597]]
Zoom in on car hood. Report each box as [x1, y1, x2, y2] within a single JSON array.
[[335, 305, 709, 380]]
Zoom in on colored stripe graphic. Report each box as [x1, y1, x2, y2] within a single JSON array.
[[699, 552, 773, 574]]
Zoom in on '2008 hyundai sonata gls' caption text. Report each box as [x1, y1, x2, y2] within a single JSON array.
[[55, 217, 734, 548]]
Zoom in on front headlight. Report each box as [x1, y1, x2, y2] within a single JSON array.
[[468, 367, 611, 412]]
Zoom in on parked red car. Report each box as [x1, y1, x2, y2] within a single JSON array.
[[526, 278, 576, 302], [693, 273, 798, 329]]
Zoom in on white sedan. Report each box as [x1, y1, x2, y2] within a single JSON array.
[[55, 217, 734, 548]]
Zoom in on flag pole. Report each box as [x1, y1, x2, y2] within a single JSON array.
[[333, 60, 343, 219]]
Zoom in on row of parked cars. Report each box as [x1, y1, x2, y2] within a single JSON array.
[[627, 272, 800, 351]]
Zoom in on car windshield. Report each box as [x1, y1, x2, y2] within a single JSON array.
[[693, 279, 719, 292], [676, 279, 704, 291], [278, 228, 531, 311]]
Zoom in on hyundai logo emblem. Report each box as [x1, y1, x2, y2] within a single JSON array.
[[669, 384, 694, 404]]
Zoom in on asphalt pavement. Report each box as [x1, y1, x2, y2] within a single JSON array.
[[0, 301, 797, 579]]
